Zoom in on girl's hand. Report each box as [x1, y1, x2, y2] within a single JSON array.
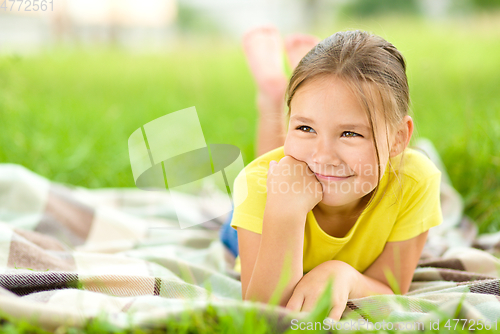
[[285, 260, 358, 321], [267, 156, 323, 215]]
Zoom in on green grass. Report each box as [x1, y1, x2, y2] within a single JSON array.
[[0, 41, 257, 188], [0, 13, 499, 333], [1, 281, 498, 334]]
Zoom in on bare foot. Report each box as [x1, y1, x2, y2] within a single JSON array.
[[284, 34, 321, 71], [242, 25, 288, 105]]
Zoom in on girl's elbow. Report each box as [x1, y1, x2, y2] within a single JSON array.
[[244, 288, 287, 307], [243, 287, 267, 304]]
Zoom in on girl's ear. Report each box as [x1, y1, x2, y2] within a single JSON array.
[[389, 115, 414, 157]]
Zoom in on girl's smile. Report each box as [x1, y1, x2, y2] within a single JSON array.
[[313, 173, 353, 181]]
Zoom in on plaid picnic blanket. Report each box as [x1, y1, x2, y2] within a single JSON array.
[[1, 146, 500, 332]]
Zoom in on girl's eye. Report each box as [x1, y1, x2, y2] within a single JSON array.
[[297, 125, 316, 133], [342, 131, 362, 137]]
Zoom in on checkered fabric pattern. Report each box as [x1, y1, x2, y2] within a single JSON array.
[[0, 163, 499, 332]]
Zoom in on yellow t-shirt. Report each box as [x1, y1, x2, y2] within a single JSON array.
[[230, 146, 442, 274]]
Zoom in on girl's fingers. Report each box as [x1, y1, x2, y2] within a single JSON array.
[[300, 295, 320, 313], [327, 297, 348, 321], [268, 160, 278, 175], [285, 291, 304, 312]]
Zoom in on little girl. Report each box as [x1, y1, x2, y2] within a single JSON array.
[[220, 26, 442, 321]]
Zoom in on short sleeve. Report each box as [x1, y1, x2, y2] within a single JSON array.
[[229, 168, 268, 235], [387, 172, 442, 242]]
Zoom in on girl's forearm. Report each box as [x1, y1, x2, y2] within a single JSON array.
[[350, 269, 395, 299], [245, 206, 306, 307]]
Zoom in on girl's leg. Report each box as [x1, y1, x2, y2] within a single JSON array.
[[242, 26, 288, 157], [221, 27, 287, 259], [284, 33, 321, 71], [219, 209, 238, 257], [242, 27, 320, 157]]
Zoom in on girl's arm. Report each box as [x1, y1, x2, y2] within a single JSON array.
[[286, 230, 429, 320], [242, 206, 306, 306], [240, 156, 323, 306], [359, 230, 429, 296]]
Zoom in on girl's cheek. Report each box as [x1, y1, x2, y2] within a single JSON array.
[[284, 136, 308, 161], [283, 135, 296, 156], [351, 149, 375, 177]]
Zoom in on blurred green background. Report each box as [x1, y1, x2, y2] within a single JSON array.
[[0, 0, 499, 232]]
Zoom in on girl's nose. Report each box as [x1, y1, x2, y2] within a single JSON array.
[[311, 138, 342, 169]]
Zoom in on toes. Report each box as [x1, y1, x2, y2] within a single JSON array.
[[285, 34, 320, 49], [243, 25, 279, 42], [284, 33, 321, 69]]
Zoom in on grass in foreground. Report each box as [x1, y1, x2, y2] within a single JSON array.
[[0, 283, 496, 334]]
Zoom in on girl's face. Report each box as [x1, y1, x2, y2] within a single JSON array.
[[284, 75, 393, 209]]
